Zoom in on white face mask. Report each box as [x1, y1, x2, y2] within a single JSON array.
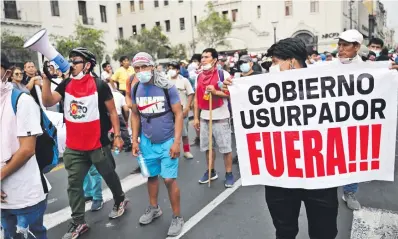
[[72, 71, 85, 80], [202, 63, 213, 71], [168, 69, 177, 78], [269, 64, 281, 73]]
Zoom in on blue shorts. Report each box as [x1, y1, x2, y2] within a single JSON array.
[[138, 134, 178, 179]]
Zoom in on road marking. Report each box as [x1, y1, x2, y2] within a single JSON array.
[[47, 198, 58, 204], [51, 163, 65, 172], [165, 179, 242, 239], [44, 174, 147, 229], [351, 207, 398, 239]]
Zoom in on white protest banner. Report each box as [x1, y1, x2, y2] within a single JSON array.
[[228, 62, 398, 189]]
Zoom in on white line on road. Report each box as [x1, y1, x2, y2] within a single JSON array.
[[44, 174, 147, 229], [165, 179, 242, 239]]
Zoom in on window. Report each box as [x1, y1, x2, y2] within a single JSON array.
[[132, 25, 137, 35], [154, 0, 159, 7], [179, 18, 185, 30], [116, 3, 121, 14], [4, 1, 18, 19], [257, 5, 261, 18], [155, 21, 160, 27], [139, 0, 144, 10], [165, 20, 170, 32], [164, 0, 169, 6], [178, 0, 183, 2], [310, 0, 319, 13], [231, 9, 238, 22], [78, 1, 88, 24], [194, 15, 197, 25], [100, 5, 107, 22], [50, 0, 60, 17], [285, 0, 292, 16], [141, 24, 146, 30], [119, 27, 124, 38], [222, 10, 228, 18], [130, 1, 135, 12]]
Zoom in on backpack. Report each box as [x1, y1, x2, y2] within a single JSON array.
[[11, 88, 59, 174], [132, 82, 174, 123]]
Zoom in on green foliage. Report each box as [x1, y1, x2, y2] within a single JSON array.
[[1, 30, 36, 65], [113, 26, 186, 61], [52, 22, 105, 63], [196, 2, 232, 48]]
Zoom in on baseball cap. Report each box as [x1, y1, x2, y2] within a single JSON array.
[[338, 29, 363, 44], [238, 55, 252, 64], [132, 52, 155, 67], [1, 52, 11, 70]]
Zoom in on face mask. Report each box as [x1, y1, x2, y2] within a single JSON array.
[[229, 63, 234, 68], [373, 50, 381, 57], [202, 63, 213, 71], [252, 58, 258, 63], [168, 69, 177, 78], [240, 63, 251, 73], [191, 62, 198, 69], [137, 71, 152, 83], [269, 64, 280, 73], [72, 71, 85, 80], [339, 57, 354, 64]]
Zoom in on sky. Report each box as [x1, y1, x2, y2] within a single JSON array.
[[380, 0, 398, 42]]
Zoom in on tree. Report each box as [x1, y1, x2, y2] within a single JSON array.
[[167, 44, 187, 60], [1, 30, 37, 67], [113, 26, 173, 61], [52, 22, 105, 65], [196, 2, 232, 48]]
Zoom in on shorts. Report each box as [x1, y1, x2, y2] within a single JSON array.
[[182, 117, 189, 137], [138, 134, 178, 179], [200, 119, 232, 154]]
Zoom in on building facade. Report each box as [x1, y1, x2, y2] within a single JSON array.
[[115, 0, 395, 57], [1, 0, 118, 72]]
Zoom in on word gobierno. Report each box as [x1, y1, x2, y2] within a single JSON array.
[[240, 73, 386, 129]]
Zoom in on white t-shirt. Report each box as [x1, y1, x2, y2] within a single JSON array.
[[1, 94, 49, 209], [196, 70, 231, 120], [101, 71, 113, 89], [172, 75, 194, 109], [112, 91, 126, 115]]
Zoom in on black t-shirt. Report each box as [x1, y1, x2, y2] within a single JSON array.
[[55, 77, 113, 147]]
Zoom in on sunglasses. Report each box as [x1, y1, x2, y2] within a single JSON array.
[[14, 72, 22, 76], [68, 60, 85, 65]]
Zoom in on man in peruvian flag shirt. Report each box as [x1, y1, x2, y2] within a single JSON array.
[[194, 48, 235, 188], [41, 47, 128, 239]]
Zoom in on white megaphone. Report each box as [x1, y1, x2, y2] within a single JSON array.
[[23, 28, 70, 73]]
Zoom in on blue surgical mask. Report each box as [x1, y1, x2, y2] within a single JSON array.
[[137, 71, 152, 83], [217, 64, 223, 70], [240, 63, 250, 73]]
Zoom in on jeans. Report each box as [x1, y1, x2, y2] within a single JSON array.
[[63, 145, 125, 224], [265, 186, 338, 239], [83, 165, 103, 201], [343, 183, 358, 193], [1, 199, 47, 239]]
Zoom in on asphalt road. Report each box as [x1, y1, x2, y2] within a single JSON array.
[[45, 124, 398, 239]]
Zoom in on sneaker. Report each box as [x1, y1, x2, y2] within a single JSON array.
[[109, 198, 129, 219], [224, 172, 235, 188], [139, 205, 163, 225], [167, 216, 184, 237], [190, 137, 200, 146], [198, 170, 218, 184], [62, 222, 89, 239], [91, 200, 104, 212], [183, 152, 194, 159], [342, 192, 361, 210]]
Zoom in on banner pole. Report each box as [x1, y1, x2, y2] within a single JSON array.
[[208, 93, 213, 188]]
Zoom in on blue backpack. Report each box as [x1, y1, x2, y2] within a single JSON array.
[[11, 88, 59, 174]]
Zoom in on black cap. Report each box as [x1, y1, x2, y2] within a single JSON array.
[[1, 52, 11, 70]]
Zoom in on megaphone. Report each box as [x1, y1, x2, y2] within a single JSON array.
[[23, 28, 70, 73]]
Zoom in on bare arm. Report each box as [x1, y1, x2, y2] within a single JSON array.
[[41, 74, 62, 107], [194, 93, 199, 120], [0, 136, 36, 181], [122, 105, 129, 122], [186, 94, 194, 110], [130, 103, 140, 143], [172, 102, 183, 144]]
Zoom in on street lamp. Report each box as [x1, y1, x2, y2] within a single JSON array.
[[271, 21, 278, 44]]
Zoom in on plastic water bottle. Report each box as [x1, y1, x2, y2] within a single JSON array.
[[137, 153, 149, 177], [113, 147, 120, 155]]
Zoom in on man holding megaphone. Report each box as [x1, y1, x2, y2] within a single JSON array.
[[41, 47, 129, 239]]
